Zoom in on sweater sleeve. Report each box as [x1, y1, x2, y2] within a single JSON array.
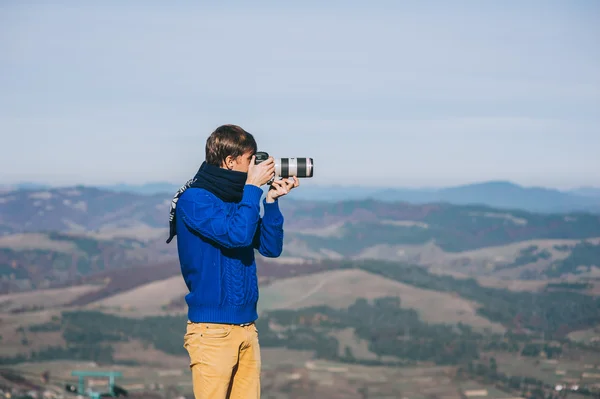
[[252, 198, 284, 257], [178, 184, 264, 248]]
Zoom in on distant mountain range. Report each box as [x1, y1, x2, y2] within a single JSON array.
[[2, 180, 599, 214], [569, 186, 600, 198], [0, 186, 168, 235], [2, 184, 600, 292]]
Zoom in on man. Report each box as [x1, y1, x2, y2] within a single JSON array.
[[166, 124, 299, 399]]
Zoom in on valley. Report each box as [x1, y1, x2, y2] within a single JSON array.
[[0, 185, 599, 399]]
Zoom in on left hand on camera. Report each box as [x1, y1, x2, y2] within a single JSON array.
[[266, 176, 299, 202]]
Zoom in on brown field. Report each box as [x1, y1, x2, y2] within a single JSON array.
[[567, 325, 600, 345], [112, 340, 187, 368], [0, 285, 97, 357], [287, 222, 347, 238], [0, 284, 102, 312], [442, 237, 600, 274], [472, 276, 545, 292], [428, 269, 549, 292], [85, 275, 188, 317], [66, 261, 181, 306], [258, 269, 506, 333], [0, 308, 63, 356], [350, 237, 600, 281], [492, 350, 600, 387], [587, 281, 600, 295], [0, 233, 79, 252], [86, 225, 168, 242], [354, 241, 446, 265], [280, 236, 345, 259]]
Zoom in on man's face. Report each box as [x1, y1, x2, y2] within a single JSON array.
[[223, 150, 254, 173]]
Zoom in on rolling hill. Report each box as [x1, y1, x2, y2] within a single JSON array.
[[2, 185, 600, 297], [0, 231, 176, 294], [257, 268, 506, 333], [1, 183, 600, 379], [279, 198, 600, 253], [0, 186, 169, 235], [3, 185, 600, 243], [1, 257, 598, 373], [289, 181, 600, 213]]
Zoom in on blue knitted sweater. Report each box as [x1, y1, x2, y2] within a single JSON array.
[[175, 184, 283, 324]]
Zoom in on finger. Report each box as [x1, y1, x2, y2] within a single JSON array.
[[260, 159, 275, 168]]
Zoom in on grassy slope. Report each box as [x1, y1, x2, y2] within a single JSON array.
[[85, 275, 188, 316], [258, 268, 505, 333]]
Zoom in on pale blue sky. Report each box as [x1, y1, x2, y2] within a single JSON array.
[[1, 1, 598, 189]]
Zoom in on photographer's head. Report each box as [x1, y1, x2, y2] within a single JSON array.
[[205, 124, 257, 173]]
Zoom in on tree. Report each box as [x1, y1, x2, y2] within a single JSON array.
[[344, 346, 355, 362], [489, 357, 498, 376]]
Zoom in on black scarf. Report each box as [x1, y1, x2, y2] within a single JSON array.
[[166, 161, 247, 243]]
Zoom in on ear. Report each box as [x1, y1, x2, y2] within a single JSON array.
[[223, 155, 234, 169]]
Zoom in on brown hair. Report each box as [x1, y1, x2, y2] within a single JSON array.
[[205, 124, 257, 166]]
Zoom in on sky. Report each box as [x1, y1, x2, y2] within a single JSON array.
[[1, 1, 599, 189]]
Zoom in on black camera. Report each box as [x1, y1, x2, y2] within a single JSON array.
[[255, 151, 314, 178]]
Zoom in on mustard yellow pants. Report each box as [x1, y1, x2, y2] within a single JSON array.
[[183, 321, 261, 399]]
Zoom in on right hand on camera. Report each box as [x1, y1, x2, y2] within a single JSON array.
[[246, 155, 275, 187]]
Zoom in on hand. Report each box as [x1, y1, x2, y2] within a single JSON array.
[[246, 156, 275, 187], [266, 176, 299, 202]]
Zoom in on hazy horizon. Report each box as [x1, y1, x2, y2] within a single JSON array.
[[1, 1, 599, 190], [2, 178, 599, 193]]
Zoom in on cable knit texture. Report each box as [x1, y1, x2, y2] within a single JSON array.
[[175, 184, 283, 324]]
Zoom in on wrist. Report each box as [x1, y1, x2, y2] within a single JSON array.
[[265, 192, 277, 203], [245, 178, 260, 187]]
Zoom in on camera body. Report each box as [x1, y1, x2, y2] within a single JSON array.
[[255, 151, 314, 178]]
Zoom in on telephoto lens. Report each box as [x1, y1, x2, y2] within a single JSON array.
[[255, 152, 314, 178], [275, 158, 314, 178]]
